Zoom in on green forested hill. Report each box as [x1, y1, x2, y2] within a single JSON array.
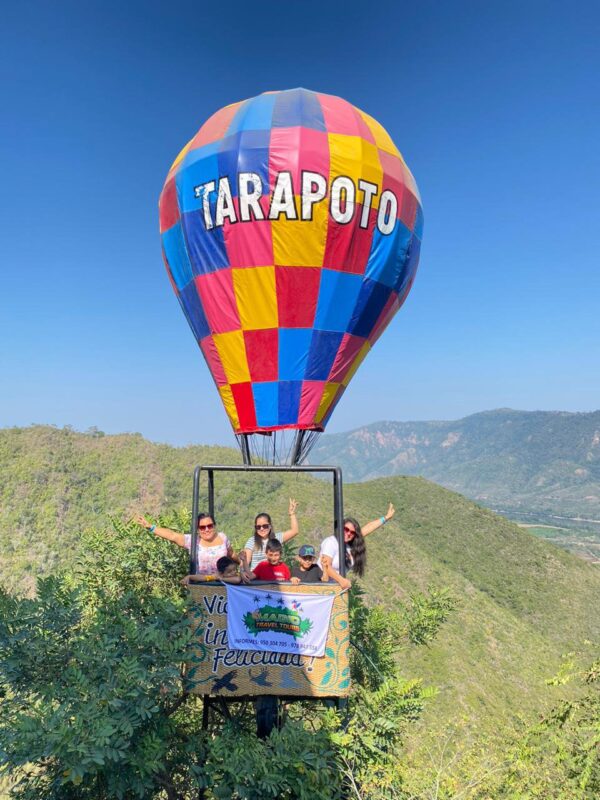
[[354, 476, 600, 729], [311, 408, 600, 526], [2, 424, 600, 746], [0, 425, 241, 591]]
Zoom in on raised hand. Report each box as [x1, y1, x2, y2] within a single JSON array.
[[288, 498, 298, 515], [385, 502, 395, 521], [133, 513, 151, 529]]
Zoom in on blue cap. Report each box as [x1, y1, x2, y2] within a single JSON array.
[[298, 544, 316, 558]]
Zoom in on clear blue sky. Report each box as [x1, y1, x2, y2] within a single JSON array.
[[1, 0, 598, 446]]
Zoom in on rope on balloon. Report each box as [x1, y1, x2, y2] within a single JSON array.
[[296, 430, 321, 464], [235, 429, 322, 467]]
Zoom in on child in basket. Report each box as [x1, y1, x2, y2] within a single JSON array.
[[216, 556, 242, 583], [244, 539, 290, 582], [290, 544, 325, 584]]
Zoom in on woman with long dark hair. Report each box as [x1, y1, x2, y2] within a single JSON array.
[[319, 503, 395, 589], [240, 498, 299, 577]]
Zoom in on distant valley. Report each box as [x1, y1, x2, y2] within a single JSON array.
[[312, 409, 600, 561]]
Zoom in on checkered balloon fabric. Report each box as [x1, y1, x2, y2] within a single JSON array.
[[159, 88, 423, 434]]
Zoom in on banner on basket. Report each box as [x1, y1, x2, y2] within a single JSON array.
[[226, 584, 335, 657]]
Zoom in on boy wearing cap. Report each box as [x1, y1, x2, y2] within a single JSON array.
[[290, 545, 325, 584]]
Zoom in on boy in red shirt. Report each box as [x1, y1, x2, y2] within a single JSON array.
[[249, 539, 291, 582]]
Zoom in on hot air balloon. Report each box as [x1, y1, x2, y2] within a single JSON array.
[[159, 88, 423, 465]]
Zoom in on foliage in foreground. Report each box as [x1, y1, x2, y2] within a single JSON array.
[[491, 646, 600, 800], [398, 644, 600, 800], [2, 515, 598, 799], [0, 517, 454, 799]]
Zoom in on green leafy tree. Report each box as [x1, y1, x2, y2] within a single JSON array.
[[0, 515, 453, 799], [0, 579, 191, 798]]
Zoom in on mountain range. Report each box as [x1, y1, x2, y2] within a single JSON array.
[[311, 409, 600, 527]]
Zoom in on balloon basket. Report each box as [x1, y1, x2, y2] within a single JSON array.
[[185, 464, 350, 736]]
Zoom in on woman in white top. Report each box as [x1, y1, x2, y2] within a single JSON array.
[[319, 503, 395, 590], [134, 512, 236, 581], [240, 498, 299, 577]]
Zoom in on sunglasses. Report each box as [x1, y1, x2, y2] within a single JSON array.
[[343, 526, 356, 535], [255, 523, 271, 531], [199, 523, 214, 531]]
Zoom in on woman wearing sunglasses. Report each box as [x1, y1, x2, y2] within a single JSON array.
[[134, 512, 237, 581], [319, 503, 395, 590], [240, 499, 299, 578]]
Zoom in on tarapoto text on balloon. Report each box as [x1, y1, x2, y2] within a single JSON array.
[[193, 171, 399, 236]]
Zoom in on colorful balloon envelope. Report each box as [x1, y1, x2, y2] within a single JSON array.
[[159, 88, 423, 454]]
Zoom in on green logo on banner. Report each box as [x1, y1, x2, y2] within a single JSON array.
[[243, 604, 313, 639]]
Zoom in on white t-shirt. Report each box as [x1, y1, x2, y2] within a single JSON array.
[[243, 530, 284, 570], [319, 535, 353, 574]]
